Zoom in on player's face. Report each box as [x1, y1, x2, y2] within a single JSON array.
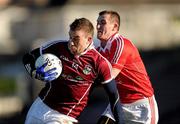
[[68, 29, 91, 55], [96, 14, 115, 42]]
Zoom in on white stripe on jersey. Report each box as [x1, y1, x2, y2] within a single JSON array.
[[40, 45, 43, 55], [42, 82, 52, 101], [92, 48, 113, 84], [67, 84, 92, 116], [112, 35, 124, 64]]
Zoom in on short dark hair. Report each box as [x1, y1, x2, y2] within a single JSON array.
[[70, 18, 94, 36], [99, 10, 120, 30]]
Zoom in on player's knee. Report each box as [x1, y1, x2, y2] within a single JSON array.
[[97, 116, 116, 124]]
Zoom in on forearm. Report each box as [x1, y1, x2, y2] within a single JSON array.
[[103, 79, 121, 124]]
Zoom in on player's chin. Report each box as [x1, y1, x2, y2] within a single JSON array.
[[97, 35, 104, 41], [97, 33, 103, 39], [70, 47, 77, 55]]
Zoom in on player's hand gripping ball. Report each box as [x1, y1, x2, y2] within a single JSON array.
[[35, 53, 62, 81]]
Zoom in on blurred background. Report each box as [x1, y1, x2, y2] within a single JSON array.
[[0, 0, 180, 123]]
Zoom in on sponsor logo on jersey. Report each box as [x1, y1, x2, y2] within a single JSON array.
[[72, 62, 79, 70], [61, 74, 84, 81], [83, 65, 92, 75], [75, 76, 83, 81], [60, 55, 69, 61]]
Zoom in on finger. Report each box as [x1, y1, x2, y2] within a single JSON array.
[[46, 67, 57, 74], [41, 62, 48, 68], [48, 72, 58, 77], [36, 62, 48, 71], [44, 72, 57, 79], [44, 75, 57, 81]]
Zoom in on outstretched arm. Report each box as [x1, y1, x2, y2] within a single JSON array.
[[22, 48, 57, 82], [103, 79, 121, 124]]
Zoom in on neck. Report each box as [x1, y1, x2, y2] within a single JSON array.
[[101, 41, 107, 48], [84, 42, 92, 52], [100, 32, 118, 48]]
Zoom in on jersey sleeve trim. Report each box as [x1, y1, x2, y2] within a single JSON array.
[[101, 77, 114, 84], [40, 46, 43, 55]]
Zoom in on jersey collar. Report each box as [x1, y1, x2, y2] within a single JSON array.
[[76, 41, 94, 57], [99, 32, 119, 52]]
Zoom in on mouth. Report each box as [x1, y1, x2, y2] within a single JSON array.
[[97, 30, 102, 33], [70, 47, 77, 54], [97, 31, 102, 36], [68, 43, 77, 54]]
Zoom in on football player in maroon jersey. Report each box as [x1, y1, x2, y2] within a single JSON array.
[[23, 18, 121, 124]]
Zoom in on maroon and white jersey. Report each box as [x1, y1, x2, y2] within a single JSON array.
[[96, 33, 154, 104], [38, 40, 113, 118]]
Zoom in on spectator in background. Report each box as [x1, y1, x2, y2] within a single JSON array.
[[23, 17, 121, 124], [0, 0, 11, 7], [96, 10, 159, 124]]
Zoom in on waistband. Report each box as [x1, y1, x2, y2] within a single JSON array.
[[122, 95, 155, 106]]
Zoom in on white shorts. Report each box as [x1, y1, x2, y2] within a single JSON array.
[[102, 95, 159, 124], [25, 97, 78, 124]]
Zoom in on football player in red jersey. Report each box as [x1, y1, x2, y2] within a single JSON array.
[[96, 10, 159, 124], [23, 18, 121, 124]]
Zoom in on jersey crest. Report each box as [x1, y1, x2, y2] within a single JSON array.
[[83, 65, 92, 75]]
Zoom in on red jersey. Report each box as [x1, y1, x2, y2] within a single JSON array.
[[97, 33, 154, 103], [38, 40, 113, 118]]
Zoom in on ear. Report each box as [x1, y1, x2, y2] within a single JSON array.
[[113, 23, 118, 31], [87, 36, 93, 43]]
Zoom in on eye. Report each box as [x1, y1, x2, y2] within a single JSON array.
[[73, 37, 79, 42], [71, 36, 80, 45], [97, 20, 106, 27], [101, 20, 106, 25]]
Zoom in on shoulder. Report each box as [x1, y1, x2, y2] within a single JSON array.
[[92, 48, 111, 66], [118, 35, 134, 45], [113, 34, 137, 49]]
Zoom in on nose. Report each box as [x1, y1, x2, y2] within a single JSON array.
[[69, 39, 74, 46], [70, 41, 74, 46], [96, 24, 100, 29]]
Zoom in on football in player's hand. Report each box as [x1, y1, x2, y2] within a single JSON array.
[[35, 53, 62, 80]]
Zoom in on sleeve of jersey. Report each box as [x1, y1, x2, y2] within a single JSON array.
[[40, 40, 67, 55], [22, 48, 40, 77], [103, 79, 121, 124], [110, 38, 127, 71], [97, 57, 113, 84], [22, 40, 60, 77]]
